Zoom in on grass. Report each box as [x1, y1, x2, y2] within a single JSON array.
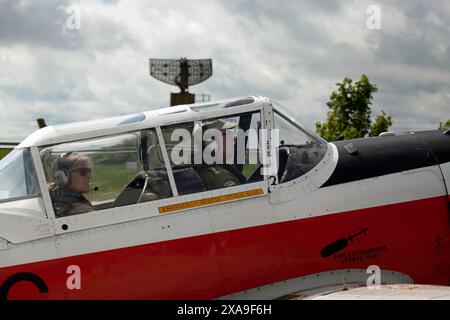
[[85, 164, 142, 202], [242, 163, 260, 179], [242, 150, 261, 179], [0, 148, 11, 160]]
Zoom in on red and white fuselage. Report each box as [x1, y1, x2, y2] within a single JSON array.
[[0, 96, 449, 299]]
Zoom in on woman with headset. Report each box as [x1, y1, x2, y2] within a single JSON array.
[[50, 152, 94, 217]]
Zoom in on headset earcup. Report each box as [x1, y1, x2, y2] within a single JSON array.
[[55, 169, 69, 186]]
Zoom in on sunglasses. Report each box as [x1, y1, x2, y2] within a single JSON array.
[[72, 167, 92, 177]]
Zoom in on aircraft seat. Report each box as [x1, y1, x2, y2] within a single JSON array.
[[172, 167, 205, 195]]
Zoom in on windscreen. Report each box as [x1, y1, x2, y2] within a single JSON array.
[[273, 107, 328, 183], [0, 148, 41, 202]]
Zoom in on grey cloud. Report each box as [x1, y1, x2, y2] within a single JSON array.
[[0, 0, 449, 141], [223, 1, 339, 50], [373, 32, 450, 70], [0, 0, 83, 50]]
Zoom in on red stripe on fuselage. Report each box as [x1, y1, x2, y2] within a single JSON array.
[[1, 195, 450, 299]]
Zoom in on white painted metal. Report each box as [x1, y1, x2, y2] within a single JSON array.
[[270, 164, 446, 224], [1, 236, 58, 266], [305, 284, 450, 300], [156, 104, 189, 116], [260, 101, 277, 191], [0, 238, 7, 250], [31, 146, 56, 220], [0, 197, 52, 243], [219, 269, 414, 300], [18, 97, 265, 148], [439, 161, 450, 197], [269, 143, 338, 203], [155, 126, 178, 197]]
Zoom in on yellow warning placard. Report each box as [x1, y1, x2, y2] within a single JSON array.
[[158, 188, 264, 214]]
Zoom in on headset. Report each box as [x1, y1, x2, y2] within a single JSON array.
[[53, 152, 74, 187]]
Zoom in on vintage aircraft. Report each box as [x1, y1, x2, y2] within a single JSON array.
[[0, 96, 449, 300]]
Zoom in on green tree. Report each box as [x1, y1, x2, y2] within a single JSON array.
[[316, 74, 393, 141], [438, 119, 450, 131], [369, 111, 393, 137]]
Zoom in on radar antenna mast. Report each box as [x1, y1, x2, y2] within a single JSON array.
[[149, 57, 213, 106]]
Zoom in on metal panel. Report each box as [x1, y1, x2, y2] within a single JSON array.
[[439, 161, 450, 200], [156, 127, 178, 197], [219, 269, 413, 300], [31, 146, 56, 219]]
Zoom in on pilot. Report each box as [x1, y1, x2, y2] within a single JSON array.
[[195, 119, 241, 190], [50, 152, 94, 217]]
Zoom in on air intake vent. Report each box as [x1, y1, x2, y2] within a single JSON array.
[[117, 113, 146, 126], [224, 97, 255, 108], [157, 106, 188, 116], [190, 103, 220, 111]]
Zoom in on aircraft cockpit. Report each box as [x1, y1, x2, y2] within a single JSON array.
[[0, 97, 332, 221]]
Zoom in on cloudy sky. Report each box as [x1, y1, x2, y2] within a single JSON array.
[[0, 0, 449, 141]]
